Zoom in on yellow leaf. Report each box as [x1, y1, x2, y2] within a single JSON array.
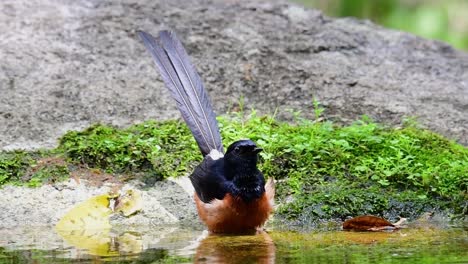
[[57, 228, 118, 256], [114, 190, 143, 217], [55, 193, 116, 231]]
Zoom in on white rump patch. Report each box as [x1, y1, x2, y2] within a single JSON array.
[[208, 149, 224, 160]]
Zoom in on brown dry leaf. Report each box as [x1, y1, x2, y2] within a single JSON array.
[[343, 215, 396, 232]]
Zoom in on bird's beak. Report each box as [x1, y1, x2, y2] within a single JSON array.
[[253, 147, 263, 153]]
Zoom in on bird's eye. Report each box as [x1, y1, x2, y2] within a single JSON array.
[[234, 146, 240, 152]]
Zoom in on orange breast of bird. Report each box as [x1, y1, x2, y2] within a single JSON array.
[[194, 179, 275, 234]]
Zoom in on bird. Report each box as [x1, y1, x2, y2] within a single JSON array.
[[138, 30, 274, 234]]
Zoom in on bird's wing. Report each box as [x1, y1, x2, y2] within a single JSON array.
[[189, 155, 227, 203]]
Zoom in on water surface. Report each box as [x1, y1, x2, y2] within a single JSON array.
[[1, 225, 466, 263]]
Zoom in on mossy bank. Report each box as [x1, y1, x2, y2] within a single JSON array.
[[1, 111, 467, 228]]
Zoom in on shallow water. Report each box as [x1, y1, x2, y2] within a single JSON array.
[[0, 225, 466, 263]]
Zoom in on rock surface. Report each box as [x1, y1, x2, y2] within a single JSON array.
[[1, 0, 467, 150]]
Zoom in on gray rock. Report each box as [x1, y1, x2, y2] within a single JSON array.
[[0, 0, 467, 150]]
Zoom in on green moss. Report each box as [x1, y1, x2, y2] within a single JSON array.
[[1, 112, 466, 221], [0, 151, 34, 185], [24, 157, 70, 188], [58, 121, 200, 179], [0, 151, 69, 187]]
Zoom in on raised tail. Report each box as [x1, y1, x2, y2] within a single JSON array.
[[138, 30, 223, 156]]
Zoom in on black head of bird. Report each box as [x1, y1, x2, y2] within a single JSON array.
[[224, 140, 263, 178]]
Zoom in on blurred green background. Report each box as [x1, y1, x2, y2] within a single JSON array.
[[292, 0, 468, 51]]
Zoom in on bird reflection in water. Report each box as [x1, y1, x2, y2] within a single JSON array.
[[193, 231, 275, 264]]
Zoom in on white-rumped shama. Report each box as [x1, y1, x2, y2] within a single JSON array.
[[138, 30, 274, 233]]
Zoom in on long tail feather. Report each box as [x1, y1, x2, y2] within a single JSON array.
[[138, 30, 223, 156]]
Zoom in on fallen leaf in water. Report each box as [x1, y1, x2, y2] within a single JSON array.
[[342, 230, 393, 244], [55, 193, 118, 230], [57, 228, 118, 256], [55, 190, 143, 256], [55, 193, 117, 256], [343, 215, 397, 231]]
